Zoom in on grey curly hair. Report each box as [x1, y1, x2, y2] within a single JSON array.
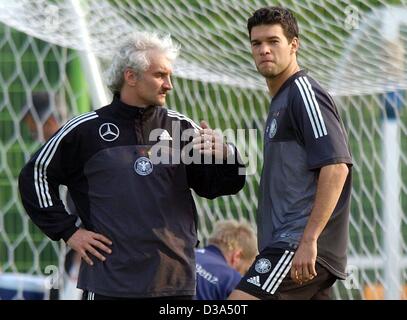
[[105, 31, 180, 93]]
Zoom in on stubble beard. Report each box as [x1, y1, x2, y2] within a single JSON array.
[[156, 95, 166, 106], [258, 67, 278, 80]]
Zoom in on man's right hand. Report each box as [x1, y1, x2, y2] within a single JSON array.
[[67, 229, 112, 266]]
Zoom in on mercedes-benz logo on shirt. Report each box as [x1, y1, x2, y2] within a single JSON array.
[[99, 123, 120, 142]]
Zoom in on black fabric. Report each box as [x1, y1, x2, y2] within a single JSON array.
[[236, 248, 336, 300]]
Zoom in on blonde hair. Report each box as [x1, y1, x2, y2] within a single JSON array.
[[208, 219, 257, 260]]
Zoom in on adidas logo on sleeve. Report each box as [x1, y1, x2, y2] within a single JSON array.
[[247, 275, 261, 287]]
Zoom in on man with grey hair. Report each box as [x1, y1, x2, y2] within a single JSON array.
[[19, 31, 245, 299]]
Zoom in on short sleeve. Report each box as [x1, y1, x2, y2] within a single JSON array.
[[289, 75, 352, 170]]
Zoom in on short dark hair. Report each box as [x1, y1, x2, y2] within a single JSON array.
[[24, 92, 58, 123], [247, 6, 299, 41]]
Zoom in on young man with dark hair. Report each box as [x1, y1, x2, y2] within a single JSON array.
[[22, 92, 60, 142], [229, 6, 352, 300]]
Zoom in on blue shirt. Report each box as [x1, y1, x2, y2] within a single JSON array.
[[195, 245, 241, 300]]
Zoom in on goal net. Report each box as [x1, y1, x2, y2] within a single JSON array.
[[0, 0, 406, 300]]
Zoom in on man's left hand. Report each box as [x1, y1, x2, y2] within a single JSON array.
[[290, 239, 318, 284], [192, 120, 228, 160]]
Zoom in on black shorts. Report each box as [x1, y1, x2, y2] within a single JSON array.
[[235, 248, 337, 300]]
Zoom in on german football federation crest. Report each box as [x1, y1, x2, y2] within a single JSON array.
[[134, 157, 153, 176], [255, 258, 272, 274], [268, 118, 277, 139]]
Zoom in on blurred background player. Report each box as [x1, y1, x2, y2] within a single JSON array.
[[195, 219, 257, 300], [23, 92, 82, 300], [0, 93, 58, 298], [22, 92, 61, 142]]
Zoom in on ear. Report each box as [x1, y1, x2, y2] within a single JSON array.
[[230, 249, 243, 268], [124, 68, 137, 87], [290, 37, 299, 55]]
